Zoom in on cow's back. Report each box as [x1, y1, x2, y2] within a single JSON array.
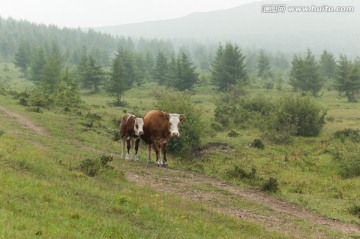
[[120, 114, 135, 137], [141, 110, 170, 144]]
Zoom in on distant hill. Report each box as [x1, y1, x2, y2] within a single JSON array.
[[94, 0, 360, 56]]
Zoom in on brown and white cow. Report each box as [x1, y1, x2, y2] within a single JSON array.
[[139, 110, 184, 166], [119, 114, 144, 160]]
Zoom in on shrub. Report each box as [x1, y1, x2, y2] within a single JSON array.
[[211, 121, 224, 131], [269, 94, 326, 137], [227, 129, 240, 137], [0, 130, 5, 136], [214, 93, 274, 129], [251, 139, 265, 149], [261, 130, 293, 145], [79, 158, 100, 177], [99, 155, 113, 167], [79, 155, 113, 177], [348, 205, 360, 218], [81, 111, 103, 128], [113, 130, 121, 141], [338, 156, 360, 178], [262, 177, 279, 193], [334, 128, 360, 143], [29, 88, 52, 107], [154, 90, 204, 156], [226, 165, 256, 180]]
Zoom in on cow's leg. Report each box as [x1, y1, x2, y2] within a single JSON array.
[[125, 138, 131, 160], [161, 143, 168, 167], [147, 144, 152, 163], [153, 143, 161, 166], [121, 138, 126, 160], [134, 138, 140, 161]]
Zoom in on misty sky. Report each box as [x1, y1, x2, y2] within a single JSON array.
[[0, 0, 258, 28]]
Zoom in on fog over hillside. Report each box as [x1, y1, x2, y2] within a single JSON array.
[[94, 0, 360, 57]]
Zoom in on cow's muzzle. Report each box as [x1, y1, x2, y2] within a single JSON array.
[[172, 132, 180, 137]]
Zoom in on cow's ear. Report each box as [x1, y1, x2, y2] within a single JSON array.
[[165, 113, 170, 120], [180, 114, 185, 122]]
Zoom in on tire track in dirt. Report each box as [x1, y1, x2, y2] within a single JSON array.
[[126, 166, 360, 239], [0, 105, 49, 136]]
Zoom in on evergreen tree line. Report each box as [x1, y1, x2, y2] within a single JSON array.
[[289, 49, 360, 102], [12, 38, 360, 107], [13, 42, 81, 108], [1, 17, 292, 73], [209, 44, 360, 103], [4, 17, 360, 104], [12, 39, 200, 106]]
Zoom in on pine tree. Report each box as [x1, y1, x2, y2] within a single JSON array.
[[319, 50, 336, 80], [106, 49, 135, 106], [40, 43, 63, 93], [30, 46, 46, 82], [257, 49, 272, 79], [289, 49, 323, 96], [335, 55, 360, 102], [86, 56, 104, 93], [173, 51, 198, 91], [166, 53, 178, 88], [153, 51, 168, 85], [78, 51, 89, 88], [53, 68, 81, 107], [14, 40, 31, 77], [211, 43, 248, 91]]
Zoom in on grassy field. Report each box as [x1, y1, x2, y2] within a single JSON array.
[[1, 62, 360, 238], [0, 100, 286, 238]]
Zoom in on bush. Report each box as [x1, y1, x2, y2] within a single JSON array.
[[348, 205, 360, 218], [79, 158, 100, 177], [99, 155, 113, 167], [211, 121, 224, 131], [81, 111, 103, 128], [227, 129, 240, 137], [338, 156, 360, 178], [79, 155, 113, 177], [226, 165, 256, 180], [262, 177, 279, 193], [251, 139, 265, 149], [334, 128, 360, 143], [214, 93, 274, 129], [154, 90, 204, 156], [269, 94, 327, 137], [29, 88, 52, 107]]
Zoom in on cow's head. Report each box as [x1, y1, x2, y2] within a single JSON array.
[[166, 113, 185, 137], [134, 117, 144, 136]]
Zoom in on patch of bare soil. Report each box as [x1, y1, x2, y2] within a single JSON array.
[[194, 142, 235, 156], [0, 105, 49, 136], [126, 166, 360, 239]]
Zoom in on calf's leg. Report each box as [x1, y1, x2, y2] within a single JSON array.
[[125, 139, 131, 160], [161, 143, 168, 167], [134, 138, 140, 161], [121, 138, 126, 160]]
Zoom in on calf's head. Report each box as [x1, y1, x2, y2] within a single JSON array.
[[134, 117, 144, 136], [166, 113, 185, 137]]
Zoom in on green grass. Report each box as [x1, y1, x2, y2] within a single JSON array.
[[0, 72, 287, 237], [169, 86, 360, 226], [2, 63, 360, 237], [0, 126, 286, 238]]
